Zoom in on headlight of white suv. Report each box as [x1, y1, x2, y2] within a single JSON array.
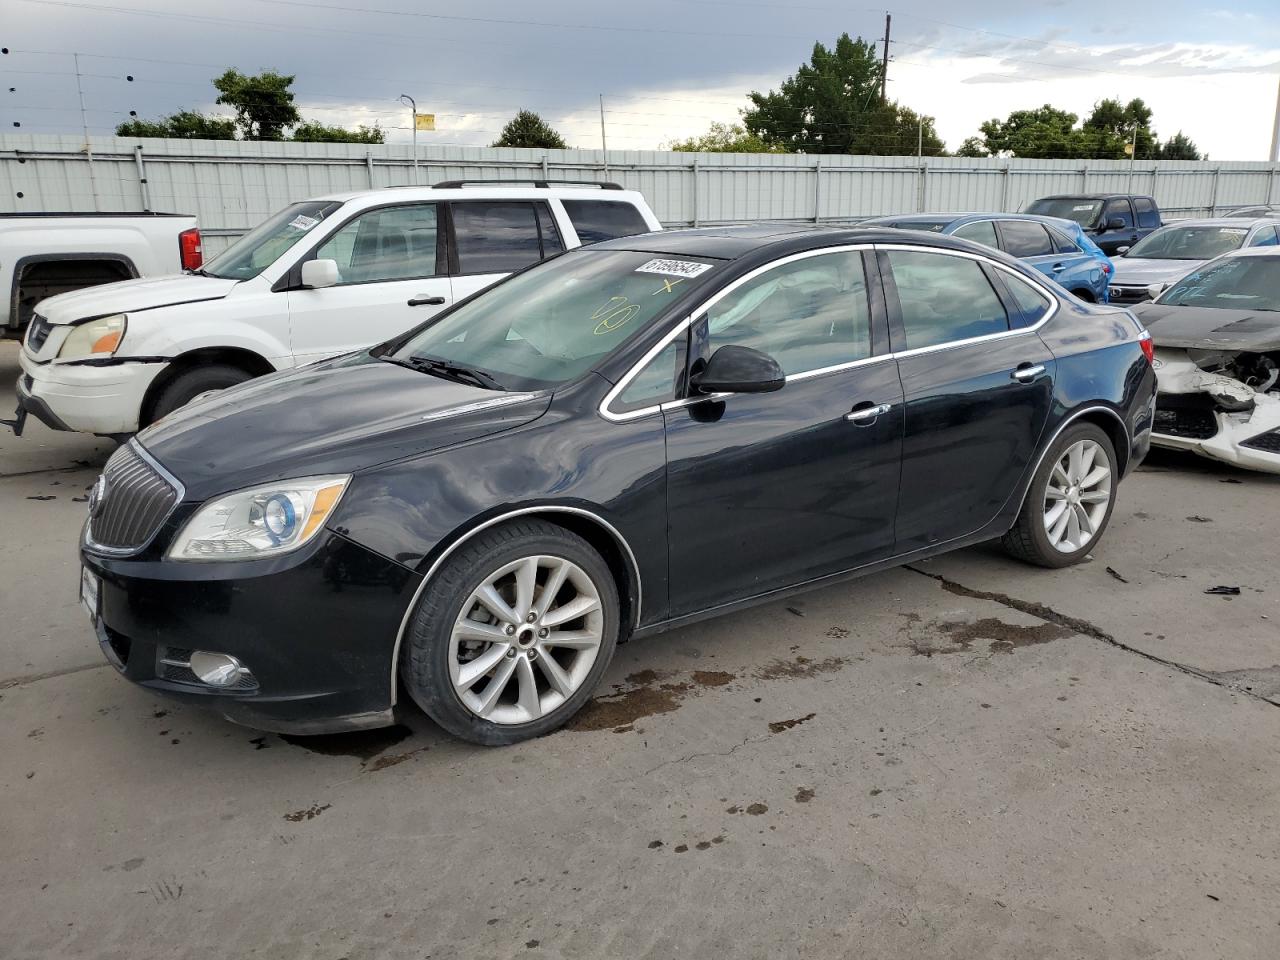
[[167, 476, 350, 560], [57, 314, 127, 361]]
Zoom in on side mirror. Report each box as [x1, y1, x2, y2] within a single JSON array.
[[300, 258, 340, 289], [690, 344, 785, 395], [1146, 282, 1166, 301], [1116, 246, 1131, 256], [1105, 217, 1126, 231]]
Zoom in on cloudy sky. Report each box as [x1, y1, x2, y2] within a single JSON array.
[[3, 0, 1279, 159]]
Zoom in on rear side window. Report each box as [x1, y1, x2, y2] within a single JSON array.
[[562, 200, 650, 245], [535, 202, 565, 255], [1246, 226, 1280, 247], [886, 251, 1009, 349], [452, 201, 544, 274], [1000, 273, 1052, 329], [951, 220, 998, 249], [1134, 198, 1160, 229], [1049, 228, 1081, 254], [999, 221, 1054, 258]]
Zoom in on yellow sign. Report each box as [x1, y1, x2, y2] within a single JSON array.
[[414, 113, 435, 131], [1124, 142, 1134, 156]]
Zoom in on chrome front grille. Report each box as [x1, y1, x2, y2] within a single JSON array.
[[26, 314, 53, 352], [86, 443, 182, 553]]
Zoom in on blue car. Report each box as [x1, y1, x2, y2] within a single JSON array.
[[864, 213, 1113, 303]]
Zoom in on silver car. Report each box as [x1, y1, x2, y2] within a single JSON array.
[[1108, 218, 1280, 304]]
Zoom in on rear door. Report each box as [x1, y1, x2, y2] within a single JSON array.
[[447, 200, 564, 303], [661, 248, 904, 616], [286, 202, 448, 363], [996, 220, 1065, 280], [880, 245, 1057, 553]]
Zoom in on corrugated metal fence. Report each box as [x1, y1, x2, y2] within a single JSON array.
[[3, 134, 1278, 256]]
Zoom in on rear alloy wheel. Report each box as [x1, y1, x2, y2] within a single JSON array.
[[403, 520, 619, 745], [1002, 422, 1118, 568]]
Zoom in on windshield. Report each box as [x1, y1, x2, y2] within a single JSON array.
[[1025, 199, 1102, 228], [203, 200, 343, 280], [388, 249, 722, 390], [1127, 225, 1248, 261], [1159, 257, 1280, 312]]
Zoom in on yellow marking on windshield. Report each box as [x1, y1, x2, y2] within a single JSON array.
[[652, 278, 685, 295], [592, 296, 641, 335]]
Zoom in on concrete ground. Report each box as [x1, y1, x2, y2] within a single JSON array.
[[2, 340, 1278, 960]]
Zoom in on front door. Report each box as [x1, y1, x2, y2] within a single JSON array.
[[287, 202, 449, 364], [663, 249, 904, 618], [879, 247, 1057, 553]]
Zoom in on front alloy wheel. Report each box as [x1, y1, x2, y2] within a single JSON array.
[[403, 520, 620, 745]]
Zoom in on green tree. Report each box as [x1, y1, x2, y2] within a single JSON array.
[[667, 122, 786, 153], [1082, 98, 1156, 159], [742, 33, 944, 156], [1158, 131, 1202, 161], [954, 136, 989, 158], [213, 69, 300, 141], [115, 110, 237, 139], [977, 105, 1088, 159], [291, 120, 385, 144], [491, 110, 568, 149]]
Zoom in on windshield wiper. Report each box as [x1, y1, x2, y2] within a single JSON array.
[[385, 355, 506, 391]]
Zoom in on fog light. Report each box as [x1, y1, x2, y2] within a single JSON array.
[[189, 651, 250, 687]]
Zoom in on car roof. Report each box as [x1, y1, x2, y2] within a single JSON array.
[[588, 223, 1006, 260], [1217, 246, 1280, 260], [308, 184, 651, 204], [1149, 217, 1280, 228], [1034, 194, 1150, 201], [866, 212, 1080, 229]]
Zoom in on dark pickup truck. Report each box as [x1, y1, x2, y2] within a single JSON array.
[[1024, 194, 1163, 256]]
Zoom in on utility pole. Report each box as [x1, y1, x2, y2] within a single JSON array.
[[599, 94, 609, 178], [1270, 74, 1280, 163], [880, 13, 891, 104], [1127, 120, 1138, 193], [73, 53, 100, 211], [398, 94, 417, 181]]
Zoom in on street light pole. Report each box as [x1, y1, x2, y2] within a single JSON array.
[[1269, 74, 1280, 164], [399, 94, 417, 181]]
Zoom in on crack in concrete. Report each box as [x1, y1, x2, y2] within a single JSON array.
[[0, 660, 109, 690], [0, 463, 102, 480], [904, 565, 1279, 709], [639, 734, 764, 778]]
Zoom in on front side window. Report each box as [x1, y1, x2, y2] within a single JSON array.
[[313, 204, 439, 284], [1000, 221, 1054, 258], [951, 220, 999, 249], [1127, 225, 1248, 261], [1159, 257, 1280, 313], [886, 251, 1009, 349], [700, 251, 871, 376], [615, 338, 684, 412], [389, 250, 721, 390], [1103, 200, 1134, 230], [203, 200, 342, 280], [452, 201, 546, 274], [1134, 197, 1160, 228], [562, 200, 650, 245]]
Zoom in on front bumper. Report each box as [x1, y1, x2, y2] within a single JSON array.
[[15, 349, 166, 435], [82, 531, 422, 734]]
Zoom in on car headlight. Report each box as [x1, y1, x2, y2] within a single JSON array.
[[57, 314, 127, 361], [167, 475, 350, 561]]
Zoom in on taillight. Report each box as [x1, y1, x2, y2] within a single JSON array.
[[1102, 262, 1112, 275], [179, 227, 203, 271], [1139, 332, 1154, 365]]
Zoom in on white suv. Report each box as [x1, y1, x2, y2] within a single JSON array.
[[13, 181, 661, 437]]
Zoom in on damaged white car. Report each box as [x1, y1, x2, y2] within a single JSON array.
[[1134, 247, 1280, 473]]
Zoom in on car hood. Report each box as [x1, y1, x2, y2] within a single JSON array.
[[138, 354, 552, 501], [1111, 258, 1204, 286], [1132, 303, 1280, 352], [37, 274, 239, 324]]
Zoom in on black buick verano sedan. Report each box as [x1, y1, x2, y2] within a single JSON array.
[[81, 225, 1156, 744]]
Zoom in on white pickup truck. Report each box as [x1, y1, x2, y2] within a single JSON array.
[[11, 181, 660, 438], [1, 212, 202, 340]]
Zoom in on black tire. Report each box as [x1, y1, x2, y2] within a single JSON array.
[[1002, 422, 1118, 568], [403, 519, 620, 746], [147, 363, 254, 425]]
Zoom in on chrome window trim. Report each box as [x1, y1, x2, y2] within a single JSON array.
[[598, 242, 1063, 421], [599, 243, 878, 422], [388, 505, 643, 706], [83, 440, 187, 558]]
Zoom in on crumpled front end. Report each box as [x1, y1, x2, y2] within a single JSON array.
[[1152, 348, 1280, 473]]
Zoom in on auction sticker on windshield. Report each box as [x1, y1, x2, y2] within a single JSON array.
[[289, 214, 320, 231], [635, 258, 713, 278]]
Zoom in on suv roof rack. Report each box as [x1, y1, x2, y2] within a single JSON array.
[[430, 179, 623, 191]]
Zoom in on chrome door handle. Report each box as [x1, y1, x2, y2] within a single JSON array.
[[1011, 364, 1046, 382], [845, 402, 892, 423], [1051, 263, 1065, 272]]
